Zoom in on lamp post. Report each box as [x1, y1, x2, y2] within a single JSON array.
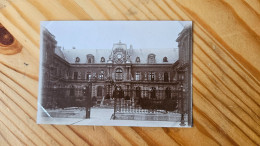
[[179, 84, 186, 126], [177, 70, 186, 126], [109, 78, 117, 120], [83, 85, 92, 119], [53, 85, 57, 109]]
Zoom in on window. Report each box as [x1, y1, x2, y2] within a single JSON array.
[[115, 68, 123, 81], [165, 87, 171, 99], [76, 88, 80, 97], [87, 54, 94, 63], [135, 72, 141, 81], [97, 86, 102, 96], [101, 57, 105, 62], [83, 86, 90, 96], [74, 72, 78, 80], [164, 72, 169, 82], [163, 57, 168, 62], [136, 87, 141, 98], [148, 54, 156, 64], [149, 72, 155, 81], [75, 57, 80, 63], [136, 57, 140, 63], [99, 74, 104, 80], [53, 68, 57, 76], [86, 73, 91, 81], [70, 86, 75, 96], [66, 71, 69, 78], [150, 87, 156, 99]]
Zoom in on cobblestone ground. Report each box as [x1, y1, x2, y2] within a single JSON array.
[[39, 107, 189, 127]]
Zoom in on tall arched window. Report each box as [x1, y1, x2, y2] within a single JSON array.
[[99, 70, 104, 80], [135, 72, 141, 81], [165, 87, 171, 99], [164, 72, 169, 82], [115, 68, 123, 81], [149, 72, 155, 81], [74, 72, 78, 80], [148, 54, 156, 64], [97, 86, 102, 96]]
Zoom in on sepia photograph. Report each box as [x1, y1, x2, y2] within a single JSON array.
[[37, 21, 192, 127]]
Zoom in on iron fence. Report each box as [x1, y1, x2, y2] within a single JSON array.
[[42, 87, 182, 113], [113, 90, 180, 114]]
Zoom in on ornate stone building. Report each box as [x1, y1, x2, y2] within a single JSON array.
[[40, 26, 190, 116]]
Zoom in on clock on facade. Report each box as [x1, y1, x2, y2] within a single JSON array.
[[113, 51, 125, 64], [117, 54, 122, 59]]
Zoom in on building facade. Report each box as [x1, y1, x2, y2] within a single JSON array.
[[176, 24, 192, 125], [40, 26, 191, 118]]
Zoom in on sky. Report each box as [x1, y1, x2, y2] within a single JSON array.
[[41, 21, 191, 50]]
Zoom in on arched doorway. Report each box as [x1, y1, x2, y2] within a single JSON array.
[[97, 86, 103, 97]]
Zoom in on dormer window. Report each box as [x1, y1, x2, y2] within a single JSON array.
[[163, 57, 168, 62], [86, 54, 94, 63], [75, 57, 80, 63], [148, 54, 156, 64], [136, 57, 140, 63], [101, 57, 105, 62]]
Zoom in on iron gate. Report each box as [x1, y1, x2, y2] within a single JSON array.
[[113, 90, 180, 114]]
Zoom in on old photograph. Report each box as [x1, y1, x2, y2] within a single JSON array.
[[37, 21, 192, 127]]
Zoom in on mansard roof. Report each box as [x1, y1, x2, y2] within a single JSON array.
[[60, 48, 111, 63], [55, 47, 178, 64], [130, 48, 178, 64]]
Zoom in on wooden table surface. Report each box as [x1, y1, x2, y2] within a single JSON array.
[[0, 0, 259, 145]]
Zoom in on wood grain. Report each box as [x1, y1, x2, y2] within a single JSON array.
[[0, 0, 259, 145]]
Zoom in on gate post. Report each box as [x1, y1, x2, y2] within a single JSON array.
[[113, 96, 116, 120], [83, 86, 91, 119]]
